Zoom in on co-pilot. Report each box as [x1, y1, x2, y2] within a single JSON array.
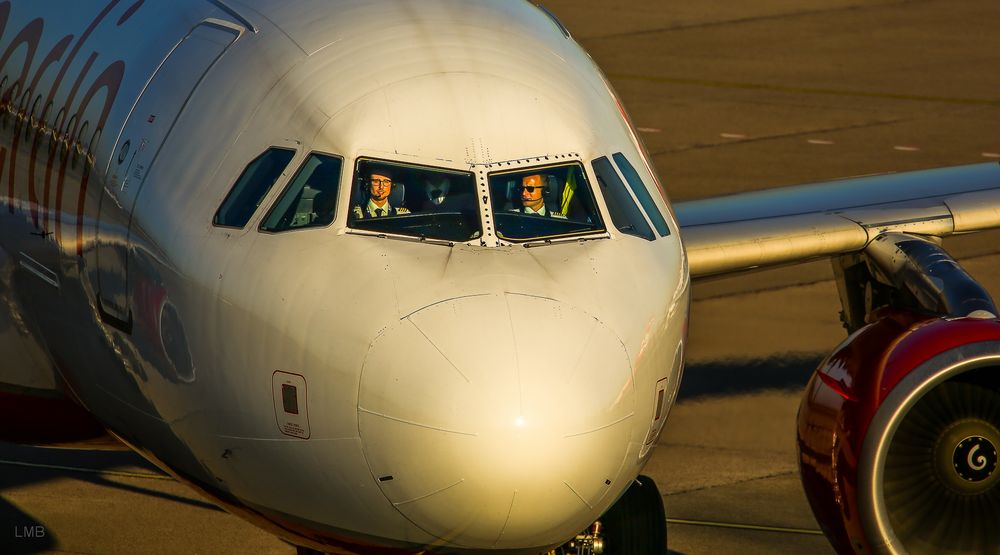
[[353, 169, 410, 218]]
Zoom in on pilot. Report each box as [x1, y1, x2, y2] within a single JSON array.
[[352, 169, 410, 218], [511, 173, 566, 218]]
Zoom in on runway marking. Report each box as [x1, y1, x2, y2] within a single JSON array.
[[893, 145, 921, 152], [667, 517, 824, 536], [585, 4, 913, 41], [0, 459, 172, 480], [650, 118, 904, 156], [608, 73, 1000, 107], [807, 139, 835, 145], [983, 152, 1000, 159], [720, 133, 747, 139]]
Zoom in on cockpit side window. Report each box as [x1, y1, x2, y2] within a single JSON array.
[[260, 153, 343, 232], [348, 158, 481, 242], [487, 162, 604, 242], [213, 148, 295, 228], [591, 156, 655, 241], [613, 152, 670, 237]]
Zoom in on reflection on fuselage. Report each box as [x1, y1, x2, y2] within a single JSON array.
[[0, 0, 689, 552]]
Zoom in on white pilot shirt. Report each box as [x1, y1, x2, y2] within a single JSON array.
[[516, 205, 567, 218], [355, 199, 411, 218]]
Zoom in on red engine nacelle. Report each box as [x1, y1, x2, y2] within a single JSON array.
[[799, 309, 1000, 555]]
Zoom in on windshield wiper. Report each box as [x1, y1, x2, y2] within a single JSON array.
[[346, 228, 455, 247], [522, 233, 610, 248]]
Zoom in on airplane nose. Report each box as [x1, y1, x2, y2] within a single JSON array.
[[358, 293, 635, 550]]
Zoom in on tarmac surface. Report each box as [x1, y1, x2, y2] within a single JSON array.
[[3, 0, 1000, 553]]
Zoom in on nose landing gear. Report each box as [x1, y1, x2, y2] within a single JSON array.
[[551, 475, 667, 555]]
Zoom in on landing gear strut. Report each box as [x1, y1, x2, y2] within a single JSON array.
[[554, 475, 667, 555]]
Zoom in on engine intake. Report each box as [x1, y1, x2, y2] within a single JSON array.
[[799, 233, 1000, 554]]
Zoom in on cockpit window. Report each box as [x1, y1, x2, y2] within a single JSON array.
[[488, 162, 604, 242], [613, 152, 670, 237], [591, 156, 655, 241], [348, 158, 481, 242], [214, 148, 295, 228], [260, 153, 343, 232]]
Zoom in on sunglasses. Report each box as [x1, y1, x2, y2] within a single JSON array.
[[518, 185, 543, 193]]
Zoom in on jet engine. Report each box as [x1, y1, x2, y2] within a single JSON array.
[[798, 233, 1000, 554]]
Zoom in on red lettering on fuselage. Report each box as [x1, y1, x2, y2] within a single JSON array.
[[0, 0, 131, 256], [24, 34, 72, 227], [50, 51, 96, 246], [0, 16, 42, 213], [117, 1, 145, 27]]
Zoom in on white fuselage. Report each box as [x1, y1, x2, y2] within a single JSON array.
[[0, 1, 688, 552]]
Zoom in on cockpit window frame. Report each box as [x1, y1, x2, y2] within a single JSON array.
[[613, 152, 671, 237], [486, 160, 607, 244], [213, 147, 296, 229], [347, 156, 484, 244], [258, 151, 345, 234], [591, 156, 656, 241]]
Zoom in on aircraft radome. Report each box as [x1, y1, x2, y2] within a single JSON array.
[[0, 1, 998, 554]]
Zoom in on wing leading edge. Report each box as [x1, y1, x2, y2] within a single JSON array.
[[674, 162, 1000, 278]]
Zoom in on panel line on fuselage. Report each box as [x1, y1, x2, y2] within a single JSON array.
[[390, 478, 465, 507], [357, 406, 478, 437], [405, 318, 471, 384]]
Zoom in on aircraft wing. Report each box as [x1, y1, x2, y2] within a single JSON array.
[[674, 162, 1000, 278]]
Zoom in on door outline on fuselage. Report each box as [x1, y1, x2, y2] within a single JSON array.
[[93, 20, 241, 333]]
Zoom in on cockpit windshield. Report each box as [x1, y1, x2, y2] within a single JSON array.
[[348, 158, 481, 242], [488, 162, 605, 242]]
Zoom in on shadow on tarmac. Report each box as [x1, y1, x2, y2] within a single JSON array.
[[678, 354, 823, 400], [0, 501, 55, 554], [0, 442, 222, 553]]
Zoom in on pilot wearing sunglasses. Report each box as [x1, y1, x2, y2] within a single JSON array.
[[511, 174, 566, 218]]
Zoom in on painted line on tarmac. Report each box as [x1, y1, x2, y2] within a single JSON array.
[[667, 517, 824, 536], [608, 73, 1000, 107], [0, 459, 172, 480]]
